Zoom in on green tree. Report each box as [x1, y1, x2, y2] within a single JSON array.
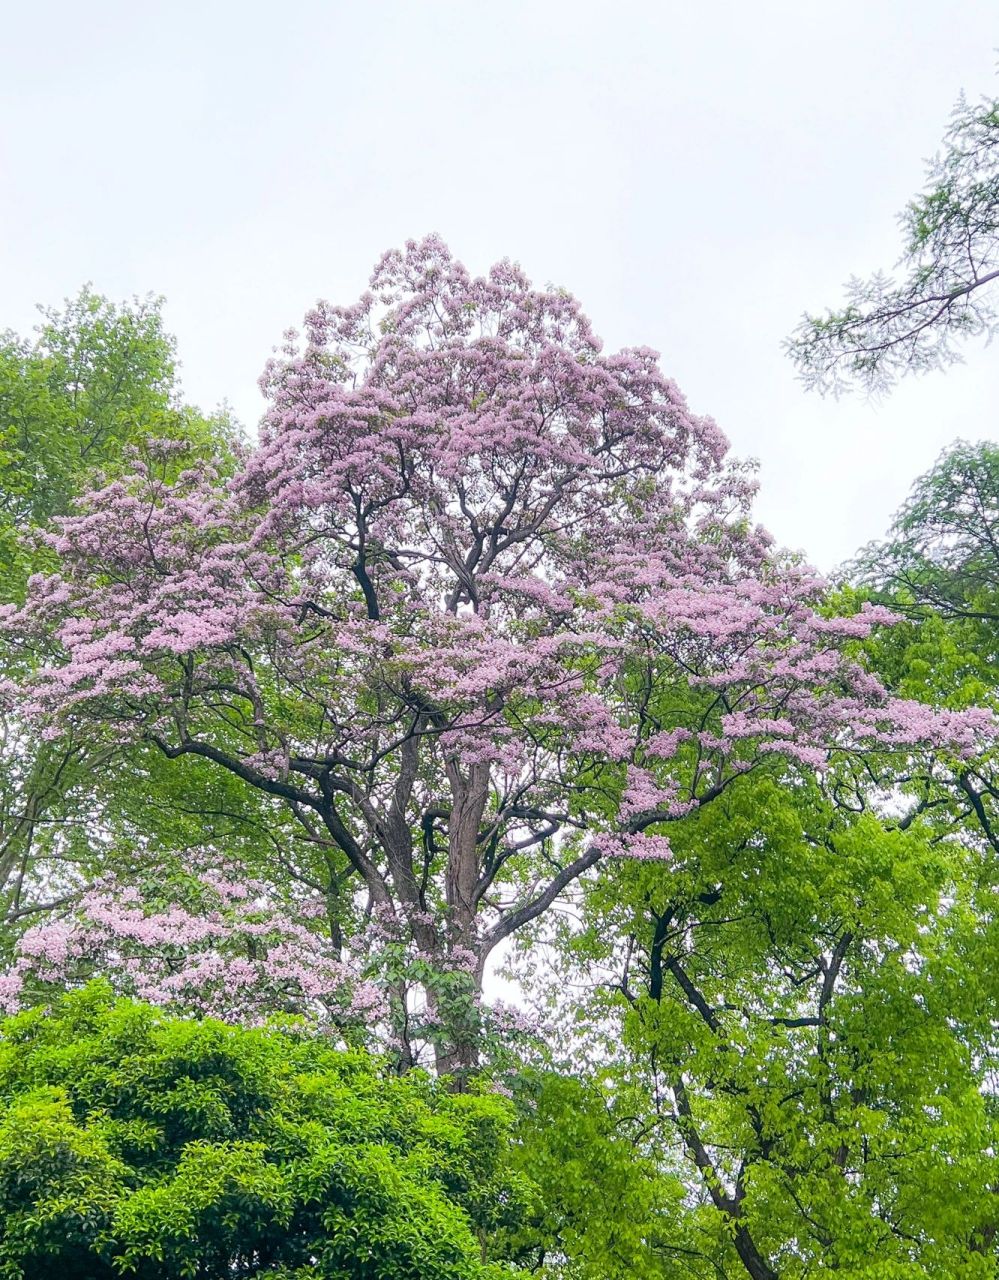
[[497, 1072, 684, 1279], [854, 438, 999, 856], [0, 984, 527, 1279], [852, 437, 999, 625], [514, 756, 999, 1278], [786, 90, 999, 394], [0, 289, 243, 928], [505, 444, 999, 1277], [0, 287, 233, 595]]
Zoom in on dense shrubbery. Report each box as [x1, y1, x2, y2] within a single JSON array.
[[0, 984, 524, 1279]]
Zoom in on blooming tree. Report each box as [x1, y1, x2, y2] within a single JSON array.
[[0, 290, 233, 921], [4, 238, 988, 1073]]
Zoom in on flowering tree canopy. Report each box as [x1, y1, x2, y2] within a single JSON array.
[[3, 238, 988, 1071], [0, 289, 238, 927], [0, 853, 539, 1078]]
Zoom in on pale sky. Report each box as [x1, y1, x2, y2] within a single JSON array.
[[3, 1, 998, 571]]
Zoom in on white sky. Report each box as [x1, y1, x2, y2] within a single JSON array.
[[3, 1, 998, 572]]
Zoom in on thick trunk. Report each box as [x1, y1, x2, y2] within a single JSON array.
[[445, 761, 490, 938], [432, 985, 483, 1090], [424, 937, 485, 1089], [433, 1039, 479, 1089], [434, 762, 491, 1087]]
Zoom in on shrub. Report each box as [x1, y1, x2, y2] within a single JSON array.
[[0, 983, 524, 1278]]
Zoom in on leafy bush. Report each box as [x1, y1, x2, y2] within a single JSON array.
[[0, 984, 525, 1278]]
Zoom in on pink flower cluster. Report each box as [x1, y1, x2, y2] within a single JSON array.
[[2, 862, 385, 1035]]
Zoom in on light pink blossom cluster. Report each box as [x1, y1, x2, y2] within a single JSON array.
[[1, 863, 385, 1035]]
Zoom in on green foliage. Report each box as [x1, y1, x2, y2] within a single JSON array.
[[852, 438, 999, 860], [0, 287, 234, 598], [786, 89, 999, 394], [515, 761, 999, 1278], [497, 1072, 682, 1279], [2, 282, 999, 1279], [854, 438, 999, 628], [0, 984, 526, 1279]]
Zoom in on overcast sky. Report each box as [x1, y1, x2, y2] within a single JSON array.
[[3, 1, 998, 571]]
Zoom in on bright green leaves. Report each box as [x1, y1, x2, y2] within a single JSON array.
[[0, 289, 168, 596], [497, 1072, 679, 1279], [0, 1087, 125, 1279], [522, 757, 999, 1277], [0, 986, 524, 1279], [112, 1142, 292, 1278]]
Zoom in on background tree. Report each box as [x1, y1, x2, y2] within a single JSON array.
[[0, 289, 254, 946], [853, 437, 999, 623], [510, 767, 999, 1279], [0, 287, 229, 593], [505, 442, 999, 1278], [786, 90, 999, 395], [854, 438, 999, 855]]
